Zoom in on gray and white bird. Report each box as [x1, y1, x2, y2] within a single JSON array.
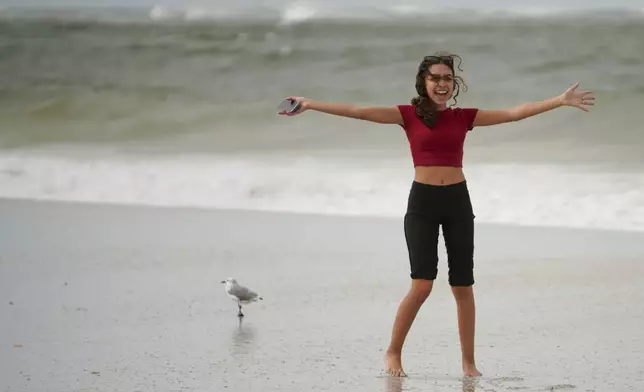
[[221, 277, 263, 317]]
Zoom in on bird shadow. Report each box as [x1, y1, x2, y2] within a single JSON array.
[[229, 316, 257, 358]]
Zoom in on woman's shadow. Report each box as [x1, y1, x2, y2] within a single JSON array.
[[384, 376, 479, 392]]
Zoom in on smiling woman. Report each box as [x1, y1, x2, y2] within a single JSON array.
[[1, 5, 643, 388], [278, 51, 595, 378], [411, 52, 468, 128]]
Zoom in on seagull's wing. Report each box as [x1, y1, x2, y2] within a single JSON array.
[[229, 283, 260, 301]]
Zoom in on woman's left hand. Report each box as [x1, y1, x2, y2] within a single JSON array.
[[559, 82, 595, 112]]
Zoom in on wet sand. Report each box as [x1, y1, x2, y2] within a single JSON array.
[[1, 199, 643, 391]]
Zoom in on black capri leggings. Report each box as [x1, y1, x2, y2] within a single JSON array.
[[404, 180, 476, 286]]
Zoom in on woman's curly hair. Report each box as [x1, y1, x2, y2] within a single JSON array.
[[411, 52, 468, 128]]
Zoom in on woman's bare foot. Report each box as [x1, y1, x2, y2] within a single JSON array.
[[385, 351, 407, 377], [463, 363, 482, 377]]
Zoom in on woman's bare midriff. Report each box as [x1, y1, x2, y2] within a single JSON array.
[[414, 166, 466, 186]]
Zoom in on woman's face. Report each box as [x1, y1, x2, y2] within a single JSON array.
[[424, 63, 454, 108]]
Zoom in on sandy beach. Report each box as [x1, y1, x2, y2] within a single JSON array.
[[3, 5, 644, 391], [1, 199, 643, 392]]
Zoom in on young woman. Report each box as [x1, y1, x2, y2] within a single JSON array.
[[279, 53, 595, 378]]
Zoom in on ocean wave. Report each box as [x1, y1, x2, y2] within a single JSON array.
[[279, 1, 319, 25], [1, 151, 643, 233], [144, 4, 644, 23], [146, 2, 322, 25], [2, 5, 642, 25], [149, 5, 229, 21], [386, 5, 421, 16], [149, 5, 181, 21]]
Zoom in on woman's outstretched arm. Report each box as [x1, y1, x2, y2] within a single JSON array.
[[279, 97, 404, 125], [473, 82, 595, 127]]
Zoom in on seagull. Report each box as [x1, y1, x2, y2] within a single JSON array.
[[221, 277, 263, 317]]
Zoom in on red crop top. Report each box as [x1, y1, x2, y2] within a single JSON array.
[[397, 104, 479, 168]]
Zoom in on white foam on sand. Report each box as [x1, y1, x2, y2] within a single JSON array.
[[1, 151, 643, 232]]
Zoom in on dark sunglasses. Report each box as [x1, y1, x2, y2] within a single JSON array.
[[426, 72, 454, 83]]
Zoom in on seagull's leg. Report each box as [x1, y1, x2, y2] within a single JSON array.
[[237, 302, 244, 317]]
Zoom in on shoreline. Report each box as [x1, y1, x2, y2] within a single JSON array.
[[2, 195, 643, 236]]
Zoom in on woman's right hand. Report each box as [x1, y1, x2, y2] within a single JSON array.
[[278, 96, 311, 116]]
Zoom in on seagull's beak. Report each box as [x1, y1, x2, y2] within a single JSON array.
[[220, 280, 226, 283]]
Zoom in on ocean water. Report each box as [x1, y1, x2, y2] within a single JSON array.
[[1, 5, 644, 231]]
